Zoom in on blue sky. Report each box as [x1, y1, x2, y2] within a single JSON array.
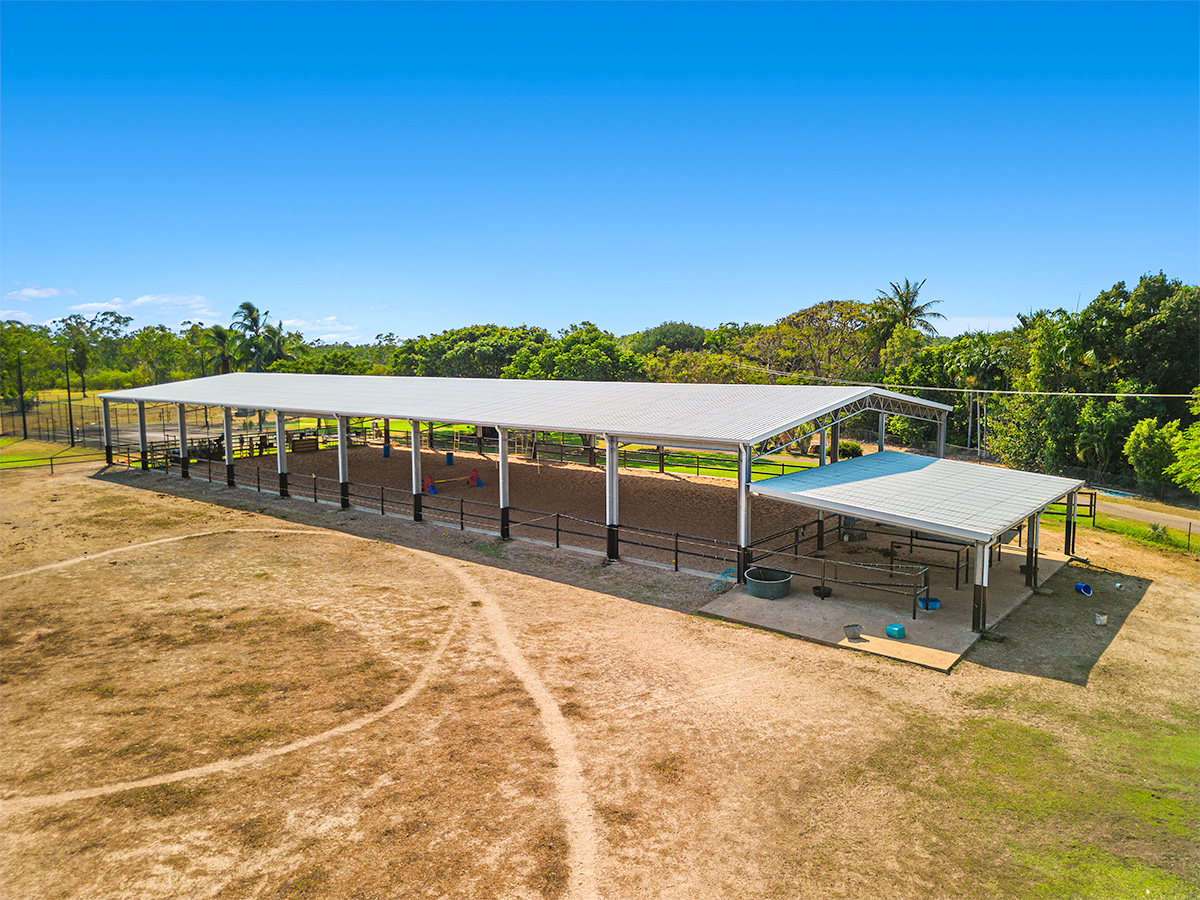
[[2, 1, 1197, 343]]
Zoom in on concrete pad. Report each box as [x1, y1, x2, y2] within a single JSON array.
[[699, 550, 1068, 672]]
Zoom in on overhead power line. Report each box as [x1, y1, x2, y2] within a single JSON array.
[[734, 363, 1193, 399]]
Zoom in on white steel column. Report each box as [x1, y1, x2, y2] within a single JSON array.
[[337, 415, 350, 508], [498, 426, 511, 538], [1024, 512, 1037, 587], [102, 398, 113, 464], [1066, 491, 1077, 555], [1031, 512, 1041, 587], [410, 419, 423, 521], [877, 413, 887, 452], [736, 444, 752, 581], [223, 407, 235, 486], [818, 429, 827, 466], [972, 541, 991, 632], [936, 411, 947, 458], [605, 433, 619, 559], [275, 412, 288, 497], [136, 401, 148, 470], [176, 403, 189, 478]]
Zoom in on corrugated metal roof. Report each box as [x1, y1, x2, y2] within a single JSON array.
[[101, 373, 949, 448], [751, 451, 1084, 543]]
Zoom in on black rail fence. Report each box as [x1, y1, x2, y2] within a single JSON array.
[[144, 450, 739, 575], [749, 546, 931, 620]]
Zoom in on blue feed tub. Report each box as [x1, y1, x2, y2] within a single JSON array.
[[745, 567, 793, 600]]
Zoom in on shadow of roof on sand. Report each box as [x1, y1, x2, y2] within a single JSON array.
[[963, 559, 1151, 686]]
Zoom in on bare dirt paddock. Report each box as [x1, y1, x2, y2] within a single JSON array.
[[1, 462, 1197, 900]]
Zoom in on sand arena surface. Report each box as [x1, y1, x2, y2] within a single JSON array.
[[1, 462, 1196, 899]]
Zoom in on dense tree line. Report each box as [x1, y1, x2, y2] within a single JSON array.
[[3, 274, 1196, 492]]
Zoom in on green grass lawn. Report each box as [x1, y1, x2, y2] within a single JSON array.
[[1041, 508, 1197, 556], [0, 438, 103, 469]]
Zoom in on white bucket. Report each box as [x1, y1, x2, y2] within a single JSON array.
[[1095, 613, 1108, 626]]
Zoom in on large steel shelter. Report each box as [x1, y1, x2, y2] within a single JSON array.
[[101, 374, 1081, 630]]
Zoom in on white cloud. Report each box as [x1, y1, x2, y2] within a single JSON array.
[[127, 293, 222, 320], [280, 314, 362, 343], [369, 304, 388, 311], [1, 309, 35, 323], [5, 285, 77, 301], [68, 300, 126, 312], [130, 293, 208, 310]]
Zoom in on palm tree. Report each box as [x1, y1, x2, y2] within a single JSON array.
[[233, 301, 268, 372], [206, 324, 240, 375], [869, 279, 944, 363], [261, 321, 306, 368]]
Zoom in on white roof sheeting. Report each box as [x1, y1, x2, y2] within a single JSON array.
[[101, 373, 950, 448], [751, 451, 1084, 543]]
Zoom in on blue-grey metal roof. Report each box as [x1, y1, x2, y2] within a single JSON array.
[[101, 373, 949, 449], [751, 451, 1084, 543]]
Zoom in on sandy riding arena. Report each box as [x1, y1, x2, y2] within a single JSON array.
[[1, 462, 1197, 899]]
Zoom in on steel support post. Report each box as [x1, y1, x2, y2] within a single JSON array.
[[337, 416, 350, 508], [102, 399, 113, 465], [1066, 491, 1077, 555], [830, 422, 840, 463], [136, 401, 148, 470], [275, 412, 288, 497], [972, 541, 990, 633], [1031, 513, 1040, 588], [222, 407, 235, 485], [410, 419, 423, 521], [177, 403, 189, 477], [736, 444, 752, 582], [498, 427, 510, 539], [936, 411, 947, 459], [877, 413, 887, 452], [382, 418, 390, 447], [817, 510, 825, 551], [818, 429, 827, 466], [1024, 513, 1037, 587], [605, 433, 619, 559]]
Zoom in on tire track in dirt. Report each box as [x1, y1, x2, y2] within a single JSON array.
[[0, 527, 328, 582], [1, 530, 466, 816], [3, 526, 604, 897], [453, 565, 601, 900]]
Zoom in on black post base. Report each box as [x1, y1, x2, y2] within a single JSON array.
[[501, 506, 511, 540], [413, 493, 422, 522], [226, 463, 235, 486], [340, 481, 349, 509], [279, 472, 289, 498], [140, 452, 148, 471], [606, 524, 619, 560], [181, 458, 189, 479], [817, 517, 825, 551], [737, 547, 751, 583], [105, 445, 113, 465], [972, 584, 989, 632]]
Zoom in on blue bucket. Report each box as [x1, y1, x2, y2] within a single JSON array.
[[1075, 583, 1092, 596], [886, 623, 906, 639]]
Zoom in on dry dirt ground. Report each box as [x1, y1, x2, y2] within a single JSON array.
[[1, 462, 1197, 900]]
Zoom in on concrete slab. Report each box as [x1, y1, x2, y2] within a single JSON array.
[[699, 549, 1068, 672]]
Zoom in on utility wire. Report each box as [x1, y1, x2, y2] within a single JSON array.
[[734, 363, 1194, 399]]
